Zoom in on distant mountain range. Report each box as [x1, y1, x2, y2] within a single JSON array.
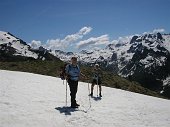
[[0, 31, 59, 61], [0, 30, 170, 98], [52, 32, 170, 95]]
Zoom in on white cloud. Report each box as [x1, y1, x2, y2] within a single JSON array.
[[76, 34, 110, 49], [46, 39, 63, 50], [143, 32, 149, 35], [143, 28, 165, 35], [111, 35, 133, 45], [79, 26, 92, 35], [152, 28, 165, 33], [62, 26, 92, 43], [29, 40, 42, 49], [62, 34, 82, 43], [30, 26, 92, 51]]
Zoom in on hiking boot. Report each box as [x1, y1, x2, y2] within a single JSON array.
[[75, 102, 80, 107], [89, 93, 93, 97], [71, 100, 79, 108], [99, 93, 102, 97], [71, 104, 78, 108]]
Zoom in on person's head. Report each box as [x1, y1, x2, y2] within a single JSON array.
[[71, 57, 77, 65], [94, 64, 99, 69]]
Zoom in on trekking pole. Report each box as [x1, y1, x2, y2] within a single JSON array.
[[87, 80, 91, 108], [97, 77, 99, 97], [82, 80, 91, 113], [66, 80, 68, 106]]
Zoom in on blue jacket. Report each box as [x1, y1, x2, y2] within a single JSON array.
[[65, 64, 80, 81]]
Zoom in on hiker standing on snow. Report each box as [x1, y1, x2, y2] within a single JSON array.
[[89, 64, 103, 97], [65, 57, 86, 108]]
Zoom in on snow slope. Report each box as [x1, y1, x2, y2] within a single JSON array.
[[0, 70, 170, 127]]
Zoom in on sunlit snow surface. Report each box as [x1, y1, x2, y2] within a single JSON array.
[[0, 70, 170, 127]]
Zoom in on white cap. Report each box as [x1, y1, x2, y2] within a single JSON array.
[[95, 64, 99, 67]]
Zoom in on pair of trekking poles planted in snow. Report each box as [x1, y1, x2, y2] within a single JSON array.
[[59, 57, 102, 109], [62, 79, 92, 107], [62, 77, 100, 112]]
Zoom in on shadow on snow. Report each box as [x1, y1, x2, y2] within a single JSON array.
[[91, 96, 102, 101], [55, 106, 79, 115], [55, 96, 101, 115]]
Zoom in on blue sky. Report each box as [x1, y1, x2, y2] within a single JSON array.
[[1, 0, 170, 52]]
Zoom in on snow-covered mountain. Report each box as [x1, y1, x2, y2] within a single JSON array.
[[1, 70, 170, 127], [54, 33, 170, 74], [53, 32, 170, 95], [0, 31, 59, 61], [119, 33, 170, 74], [162, 76, 170, 97]]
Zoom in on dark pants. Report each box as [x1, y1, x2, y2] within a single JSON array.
[[68, 79, 78, 105], [92, 78, 102, 85], [91, 78, 102, 94]]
